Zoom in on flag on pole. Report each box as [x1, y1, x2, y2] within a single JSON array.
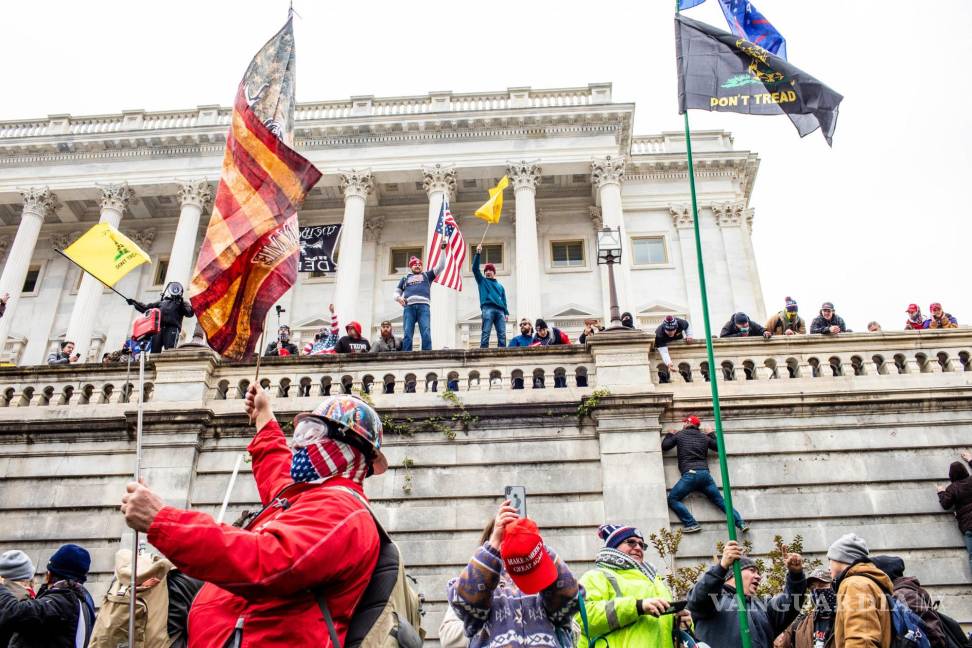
[[60, 222, 150, 287], [717, 0, 787, 60], [427, 198, 465, 291], [675, 14, 843, 145], [189, 17, 322, 360], [474, 175, 509, 224], [678, 0, 706, 9]]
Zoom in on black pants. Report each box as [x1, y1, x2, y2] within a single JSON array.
[[147, 325, 181, 353]]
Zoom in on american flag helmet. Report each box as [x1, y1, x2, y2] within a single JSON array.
[[293, 395, 386, 474]]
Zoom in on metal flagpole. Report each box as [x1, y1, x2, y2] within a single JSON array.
[[128, 344, 147, 644], [676, 2, 753, 647], [217, 454, 244, 524]]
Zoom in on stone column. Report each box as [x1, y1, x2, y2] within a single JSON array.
[[670, 204, 705, 330], [165, 180, 213, 289], [422, 164, 457, 349], [714, 202, 761, 319], [507, 161, 542, 321], [362, 214, 386, 338], [592, 156, 632, 325], [332, 170, 374, 329], [0, 188, 57, 356], [65, 183, 135, 361]]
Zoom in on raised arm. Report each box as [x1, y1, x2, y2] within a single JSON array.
[[765, 559, 807, 634], [471, 251, 483, 281], [0, 585, 71, 632]]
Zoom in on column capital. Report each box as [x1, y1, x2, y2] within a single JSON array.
[[589, 205, 603, 232], [506, 160, 542, 191], [128, 228, 157, 251], [363, 214, 385, 242], [669, 204, 694, 229], [19, 187, 58, 220], [712, 201, 745, 228], [421, 163, 456, 198], [51, 230, 82, 251], [177, 179, 214, 210], [100, 183, 137, 214], [339, 169, 375, 201], [591, 155, 626, 189]]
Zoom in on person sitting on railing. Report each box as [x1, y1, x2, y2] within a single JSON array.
[[47, 340, 80, 365], [924, 302, 958, 329], [532, 319, 568, 346], [370, 320, 402, 353], [264, 325, 299, 357], [336, 321, 371, 354], [720, 313, 771, 339], [655, 315, 694, 374], [904, 304, 925, 331], [304, 304, 340, 355], [508, 318, 535, 347], [621, 311, 636, 329], [765, 297, 806, 336], [579, 318, 605, 343], [809, 303, 848, 335], [867, 321, 883, 332]]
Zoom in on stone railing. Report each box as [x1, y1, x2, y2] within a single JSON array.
[[0, 363, 150, 409], [654, 329, 972, 392]]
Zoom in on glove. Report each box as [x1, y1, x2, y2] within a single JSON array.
[[126, 298, 135, 306]]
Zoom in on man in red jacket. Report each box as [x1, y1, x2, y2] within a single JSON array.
[[120, 387, 387, 647]]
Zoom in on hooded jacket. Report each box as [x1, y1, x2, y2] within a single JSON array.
[[720, 314, 768, 338], [938, 459, 972, 533], [833, 560, 893, 648], [576, 565, 674, 648], [687, 563, 807, 648], [765, 311, 807, 335], [0, 580, 94, 648], [336, 322, 371, 353], [810, 313, 848, 335], [147, 419, 380, 648]]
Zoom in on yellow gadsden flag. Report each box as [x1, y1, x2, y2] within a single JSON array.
[[474, 175, 509, 224], [61, 222, 150, 287]]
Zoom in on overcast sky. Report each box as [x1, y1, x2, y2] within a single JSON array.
[[3, 0, 969, 331]]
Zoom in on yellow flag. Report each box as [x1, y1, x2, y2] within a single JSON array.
[[61, 222, 151, 287], [474, 175, 509, 224]]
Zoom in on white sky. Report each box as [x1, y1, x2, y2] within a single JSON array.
[[2, 0, 970, 331]]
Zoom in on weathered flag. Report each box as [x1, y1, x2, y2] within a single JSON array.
[[427, 198, 465, 292], [189, 18, 321, 359], [676, 14, 843, 145], [717, 0, 787, 60]]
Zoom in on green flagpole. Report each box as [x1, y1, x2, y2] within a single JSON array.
[[675, 4, 753, 648]]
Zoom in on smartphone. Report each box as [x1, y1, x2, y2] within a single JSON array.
[[504, 485, 527, 518], [662, 600, 688, 615]]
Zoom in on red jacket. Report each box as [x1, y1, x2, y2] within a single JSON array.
[[148, 420, 380, 647]]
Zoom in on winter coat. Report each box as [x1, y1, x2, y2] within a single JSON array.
[[336, 323, 371, 353], [810, 314, 848, 335], [47, 351, 73, 365], [765, 311, 806, 335], [939, 460, 972, 533], [925, 314, 958, 329], [0, 580, 32, 648], [132, 295, 194, 331], [720, 315, 768, 338], [533, 328, 567, 346], [687, 564, 807, 648], [775, 609, 835, 648], [147, 419, 381, 648], [661, 426, 717, 474], [471, 253, 509, 315], [395, 255, 446, 306], [370, 335, 402, 353], [264, 340, 300, 357], [448, 543, 579, 648], [0, 580, 94, 648], [304, 312, 340, 355], [508, 334, 535, 348], [576, 567, 675, 648], [833, 560, 893, 648], [891, 576, 946, 648], [654, 318, 691, 349]]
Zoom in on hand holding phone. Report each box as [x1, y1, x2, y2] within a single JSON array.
[[662, 600, 688, 615], [504, 486, 526, 519]]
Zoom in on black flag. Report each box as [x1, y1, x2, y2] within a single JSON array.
[[676, 14, 843, 146]]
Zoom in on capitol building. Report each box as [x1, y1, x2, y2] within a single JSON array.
[[0, 83, 763, 362]]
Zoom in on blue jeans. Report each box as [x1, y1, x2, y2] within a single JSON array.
[[667, 469, 746, 529], [480, 306, 506, 348], [965, 531, 972, 574], [402, 303, 431, 351]]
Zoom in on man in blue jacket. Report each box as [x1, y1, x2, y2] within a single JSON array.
[[472, 244, 509, 348], [395, 241, 447, 351]]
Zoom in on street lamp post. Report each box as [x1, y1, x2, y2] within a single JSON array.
[[597, 226, 624, 330]]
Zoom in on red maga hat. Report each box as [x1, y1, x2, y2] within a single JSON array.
[[500, 518, 557, 595], [683, 415, 701, 427]]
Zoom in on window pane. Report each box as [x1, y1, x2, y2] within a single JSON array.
[[390, 247, 423, 274], [154, 259, 169, 286], [633, 238, 667, 265], [22, 267, 40, 293], [471, 244, 503, 267], [552, 241, 584, 267]]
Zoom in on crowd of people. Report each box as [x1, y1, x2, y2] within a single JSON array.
[[0, 388, 968, 648]]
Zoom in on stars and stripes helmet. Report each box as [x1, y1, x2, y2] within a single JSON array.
[[293, 395, 387, 475]]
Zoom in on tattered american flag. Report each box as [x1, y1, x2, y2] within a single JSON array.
[[427, 198, 465, 291]]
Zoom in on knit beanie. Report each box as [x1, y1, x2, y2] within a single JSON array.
[[784, 297, 798, 312], [408, 256, 421, 269], [663, 315, 679, 331], [0, 550, 35, 581], [484, 262, 496, 274], [949, 461, 970, 482], [724, 556, 757, 581], [597, 524, 644, 550], [47, 544, 91, 582], [827, 533, 869, 564], [870, 555, 905, 581], [535, 318, 548, 330]]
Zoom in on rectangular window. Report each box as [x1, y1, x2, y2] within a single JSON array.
[[21, 265, 40, 293], [470, 243, 503, 270], [152, 258, 169, 287], [550, 240, 585, 268], [389, 246, 424, 275], [632, 236, 668, 266]]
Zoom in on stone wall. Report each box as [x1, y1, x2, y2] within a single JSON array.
[[0, 329, 969, 644]]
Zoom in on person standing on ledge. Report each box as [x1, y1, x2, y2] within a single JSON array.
[[394, 242, 447, 351], [472, 243, 509, 348], [127, 281, 195, 353]]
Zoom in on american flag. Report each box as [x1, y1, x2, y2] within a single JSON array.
[[427, 197, 465, 291]]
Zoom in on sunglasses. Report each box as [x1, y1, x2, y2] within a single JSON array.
[[623, 538, 647, 549]]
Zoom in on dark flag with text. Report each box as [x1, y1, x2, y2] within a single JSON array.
[[675, 13, 842, 145]]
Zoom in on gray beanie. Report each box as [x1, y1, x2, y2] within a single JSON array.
[[827, 533, 869, 564], [724, 556, 757, 581], [0, 550, 35, 581]]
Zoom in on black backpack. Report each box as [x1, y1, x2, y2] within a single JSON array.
[[933, 608, 972, 648]]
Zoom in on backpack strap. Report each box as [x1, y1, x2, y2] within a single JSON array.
[[316, 594, 343, 648]]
